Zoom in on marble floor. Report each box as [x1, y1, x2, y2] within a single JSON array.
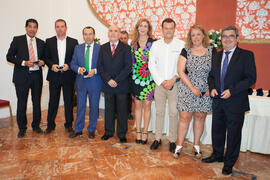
[[0, 107, 269, 180]]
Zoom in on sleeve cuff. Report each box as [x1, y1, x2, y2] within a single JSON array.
[[21, 60, 25, 66]]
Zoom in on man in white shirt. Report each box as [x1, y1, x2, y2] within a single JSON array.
[[44, 19, 78, 134], [149, 18, 185, 152]]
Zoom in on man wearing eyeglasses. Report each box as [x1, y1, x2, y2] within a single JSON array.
[[202, 26, 257, 175]]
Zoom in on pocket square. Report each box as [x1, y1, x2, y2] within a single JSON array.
[[256, 88, 263, 96]]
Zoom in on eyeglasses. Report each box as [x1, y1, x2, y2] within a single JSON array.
[[221, 35, 236, 39]]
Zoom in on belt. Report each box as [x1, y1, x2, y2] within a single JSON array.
[[28, 70, 40, 74]]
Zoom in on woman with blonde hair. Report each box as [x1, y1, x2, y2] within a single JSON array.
[[174, 24, 216, 158], [131, 18, 155, 144]]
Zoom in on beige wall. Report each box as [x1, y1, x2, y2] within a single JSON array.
[[0, 0, 108, 118]]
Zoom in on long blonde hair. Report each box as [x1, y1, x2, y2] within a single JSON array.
[[186, 24, 209, 48], [132, 18, 153, 43]]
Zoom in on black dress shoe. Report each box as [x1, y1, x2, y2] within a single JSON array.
[[65, 126, 74, 133], [119, 137, 127, 143], [69, 131, 82, 138], [202, 155, 224, 163], [17, 129, 26, 138], [150, 140, 162, 150], [33, 127, 44, 134], [88, 131, 95, 139], [141, 132, 148, 145], [256, 88, 263, 96], [222, 165, 233, 175], [169, 142, 176, 153], [248, 88, 253, 95], [44, 127, 55, 135], [101, 134, 113, 141]]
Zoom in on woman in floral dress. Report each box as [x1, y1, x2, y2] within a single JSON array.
[[131, 18, 155, 144]]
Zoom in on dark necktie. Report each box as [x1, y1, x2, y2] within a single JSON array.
[[220, 51, 231, 92]]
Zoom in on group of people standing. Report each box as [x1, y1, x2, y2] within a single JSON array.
[[7, 17, 256, 175]]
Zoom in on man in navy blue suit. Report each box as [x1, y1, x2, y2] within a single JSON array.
[[69, 26, 102, 139], [97, 25, 132, 143], [202, 26, 257, 175]]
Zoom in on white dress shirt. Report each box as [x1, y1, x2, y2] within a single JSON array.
[[26, 34, 39, 71], [110, 40, 119, 52], [149, 38, 185, 86], [57, 36, 66, 66]]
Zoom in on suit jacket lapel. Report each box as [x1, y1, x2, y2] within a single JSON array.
[[64, 37, 69, 63], [53, 36, 59, 63], [113, 41, 123, 58], [81, 43, 86, 66], [216, 51, 223, 88], [225, 47, 240, 79], [23, 35, 29, 59], [92, 43, 98, 69], [104, 42, 112, 58]]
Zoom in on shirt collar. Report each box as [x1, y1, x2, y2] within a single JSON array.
[[110, 40, 119, 47], [85, 41, 94, 48], [56, 36, 67, 41], [223, 46, 237, 54], [26, 34, 36, 41], [162, 37, 175, 45]]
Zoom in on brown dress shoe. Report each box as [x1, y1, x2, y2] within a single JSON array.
[[88, 131, 95, 139]]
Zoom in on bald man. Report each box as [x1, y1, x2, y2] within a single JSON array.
[[97, 25, 132, 143]]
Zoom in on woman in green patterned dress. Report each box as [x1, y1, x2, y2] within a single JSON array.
[[131, 18, 155, 145]]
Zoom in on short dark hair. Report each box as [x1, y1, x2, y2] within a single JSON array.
[[120, 30, 128, 35], [25, 18, 38, 28], [221, 26, 239, 37], [55, 19, 67, 27], [162, 18, 176, 28], [82, 26, 95, 35]]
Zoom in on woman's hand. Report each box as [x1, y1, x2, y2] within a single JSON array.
[[191, 87, 201, 97]]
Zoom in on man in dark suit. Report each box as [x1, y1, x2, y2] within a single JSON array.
[[97, 25, 132, 143], [202, 26, 257, 175], [120, 30, 133, 121], [6, 19, 45, 138], [69, 26, 102, 139], [44, 19, 78, 134]]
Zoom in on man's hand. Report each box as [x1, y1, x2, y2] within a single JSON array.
[[211, 89, 218, 97], [108, 79, 117, 88], [25, 60, 34, 67], [52, 64, 59, 72], [203, 90, 210, 97], [161, 80, 168, 89], [85, 69, 95, 78], [79, 67, 86, 75], [38, 60, 44, 67], [62, 64, 69, 71], [161, 77, 177, 90], [221, 89, 231, 99]]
